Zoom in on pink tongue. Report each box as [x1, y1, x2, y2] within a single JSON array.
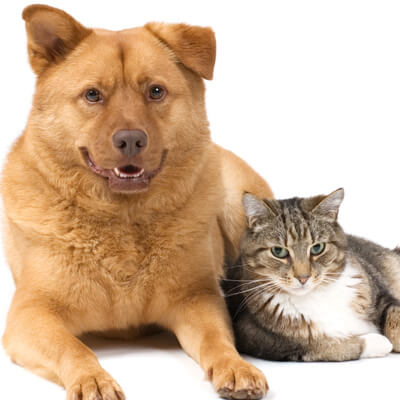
[[120, 165, 141, 174]]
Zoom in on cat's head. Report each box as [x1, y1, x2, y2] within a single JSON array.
[[240, 189, 347, 296]]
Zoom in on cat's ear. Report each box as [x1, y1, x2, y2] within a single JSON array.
[[22, 5, 92, 75], [145, 22, 216, 80], [242, 193, 276, 228], [309, 188, 344, 221]]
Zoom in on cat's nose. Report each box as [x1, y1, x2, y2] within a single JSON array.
[[297, 275, 310, 285]]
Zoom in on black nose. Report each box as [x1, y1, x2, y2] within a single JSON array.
[[112, 130, 148, 157]]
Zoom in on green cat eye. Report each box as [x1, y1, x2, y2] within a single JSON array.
[[310, 243, 325, 256], [271, 247, 289, 259]]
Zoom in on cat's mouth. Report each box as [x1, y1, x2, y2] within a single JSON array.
[[280, 280, 316, 296], [288, 285, 314, 296]]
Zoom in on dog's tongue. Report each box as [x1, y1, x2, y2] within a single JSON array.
[[120, 165, 140, 174]]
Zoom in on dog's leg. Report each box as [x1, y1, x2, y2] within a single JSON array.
[[163, 292, 268, 399], [2, 290, 125, 400]]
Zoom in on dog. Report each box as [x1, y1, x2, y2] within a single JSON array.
[[1, 5, 273, 400]]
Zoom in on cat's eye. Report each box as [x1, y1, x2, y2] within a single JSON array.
[[271, 247, 289, 259], [310, 243, 326, 256]]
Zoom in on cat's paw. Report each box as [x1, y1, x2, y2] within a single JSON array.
[[384, 305, 400, 352], [360, 333, 393, 358]]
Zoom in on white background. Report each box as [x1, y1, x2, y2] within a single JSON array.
[[0, 0, 399, 399]]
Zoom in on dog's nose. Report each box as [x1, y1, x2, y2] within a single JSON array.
[[112, 130, 148, 157]]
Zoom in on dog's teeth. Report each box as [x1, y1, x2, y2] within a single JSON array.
[[113, 168, 121, 177], [113, 168, 144, 179], [133, 169, 145, 177]]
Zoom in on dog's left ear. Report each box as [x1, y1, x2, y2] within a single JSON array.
[[145, 22, 216, 80]]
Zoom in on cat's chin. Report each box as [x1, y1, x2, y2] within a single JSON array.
[[285, 285, 315, 296]]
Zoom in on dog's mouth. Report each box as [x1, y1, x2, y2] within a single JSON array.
[[80, 148, 167, 193], [113, 165, 145, 179]]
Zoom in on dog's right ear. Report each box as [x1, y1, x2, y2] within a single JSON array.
[[22, 5, 92, 74]]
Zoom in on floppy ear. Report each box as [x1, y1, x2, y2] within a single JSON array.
[[242, 193, 276, 228], [22, 5, 92, 74], [308, 188, 344, 221], [145, 22, 216, 80]]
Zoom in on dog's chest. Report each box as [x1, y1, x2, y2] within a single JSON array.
[[63, 220, 163, 285], [36, 200, 219, 331], [50, 218, 175, 329]]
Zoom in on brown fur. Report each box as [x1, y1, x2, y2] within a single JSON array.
[[384, 305, 400, 351], [1, 5, 273, 400]]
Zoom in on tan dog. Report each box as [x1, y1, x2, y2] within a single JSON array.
[[1, 5, 273, 400]]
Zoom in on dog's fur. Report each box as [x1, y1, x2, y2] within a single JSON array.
[[1, 5, 273, 400]]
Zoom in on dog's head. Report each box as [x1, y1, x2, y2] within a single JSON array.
[[23, 5, 216, 194]]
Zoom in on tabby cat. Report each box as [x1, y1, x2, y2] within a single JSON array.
[[223, 189, 400, 361]]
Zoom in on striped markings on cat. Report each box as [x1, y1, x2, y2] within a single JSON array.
[[262, 262, 374, 336], [262, 262, 390, 355]]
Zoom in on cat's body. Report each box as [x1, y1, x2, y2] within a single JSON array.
[[224, 190, 400, 361]]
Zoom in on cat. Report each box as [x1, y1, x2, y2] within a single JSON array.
[[223, 189, 400, 361]]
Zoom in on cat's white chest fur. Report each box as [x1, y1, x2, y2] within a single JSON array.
[[267, 263, 377, 338]]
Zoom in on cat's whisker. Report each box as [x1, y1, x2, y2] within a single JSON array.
[[223, 279, 268, 295], [320, 277, 340, 283], [230, 282, 275, 317], [224, 280, 278, 297], [225, 263, 254, 270], [224, 284, 267, 297], [221, 278, 264, 283], [233, 291, 257, 318], [233, 284, 274, 318], [246, 282, 282, 297], [241, 283, 282, 315]]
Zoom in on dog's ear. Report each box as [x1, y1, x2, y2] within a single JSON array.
[[22, 5, 92, 75], [145, 22, 216, 80]]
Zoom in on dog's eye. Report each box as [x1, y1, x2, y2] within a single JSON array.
[[85, 88, 103, 103], [148, 85, 166, 101]]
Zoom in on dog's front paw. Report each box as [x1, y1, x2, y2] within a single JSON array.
[[67, 368, 125, 400], [208, 357, 268, 399], [361, 333, 393, 358]]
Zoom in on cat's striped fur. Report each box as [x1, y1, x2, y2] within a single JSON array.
[[223, 189, 400, 361]]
